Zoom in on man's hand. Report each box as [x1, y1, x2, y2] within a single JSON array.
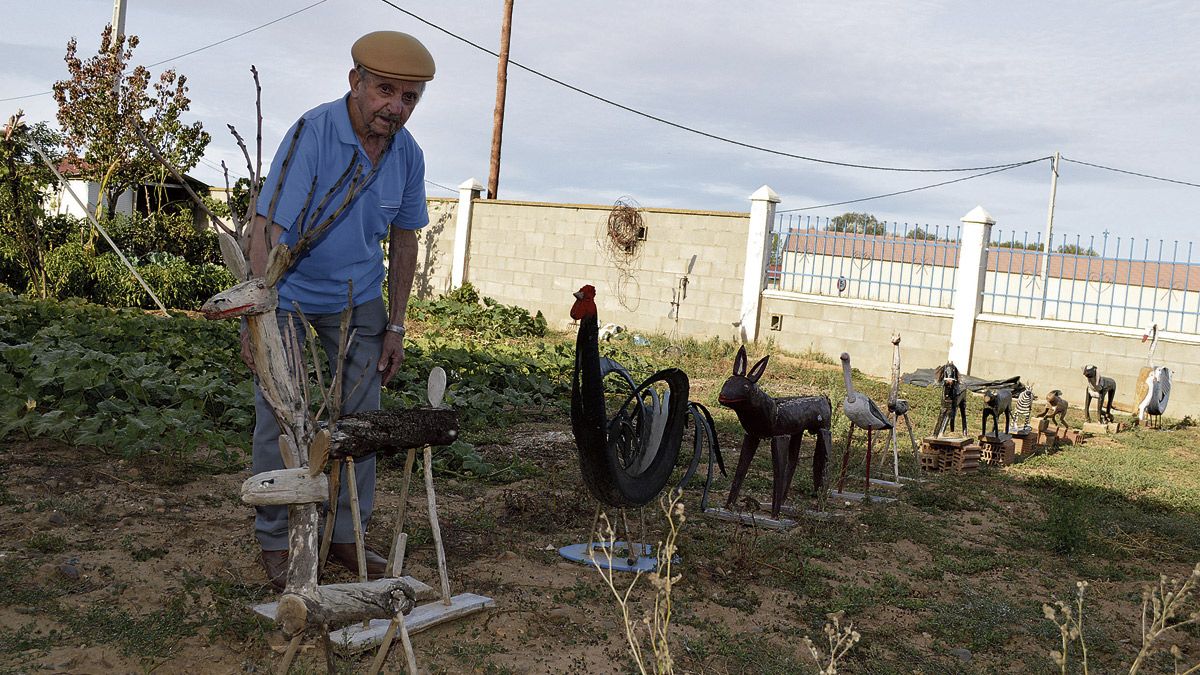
[[378, 331, 405, 384], [240, 324, 255, 370]]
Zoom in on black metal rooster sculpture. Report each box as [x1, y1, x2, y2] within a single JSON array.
[[570, 285, 723, 507]]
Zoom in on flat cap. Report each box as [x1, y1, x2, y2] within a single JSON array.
[[352, 31, 435, 82]]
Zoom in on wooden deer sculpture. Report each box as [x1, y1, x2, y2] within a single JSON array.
[[718, 346, 832, 518]]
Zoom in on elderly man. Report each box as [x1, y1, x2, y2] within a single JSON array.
[[246, 31, 434, 590]]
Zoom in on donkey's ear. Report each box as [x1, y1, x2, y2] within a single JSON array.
[[733, 346, 747, 376], [747, 355, 770, 383]]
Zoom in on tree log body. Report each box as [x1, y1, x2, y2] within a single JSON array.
[[330, 408, 459, 458], [275, 578, 418, 636]]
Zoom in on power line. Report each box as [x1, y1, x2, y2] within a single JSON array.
[[1062, 157, 1200, 189], [0, 0, 330, 103], [779, 158, 1048, 212], [425, 179, 455, 193], [374, 0, 1040, 174]]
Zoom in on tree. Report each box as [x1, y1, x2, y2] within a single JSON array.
[[827, 212, 886, 236], [52, 25, 210, 218], [0, 111, 64, 297], [905, 226, 940, 241], [1056, 243, 1098, 256]]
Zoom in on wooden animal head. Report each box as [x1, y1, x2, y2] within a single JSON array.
[[200, 277, 278, 320], [1082, 364, 1098, 381], [718, 346, 771, 412], [935, 362, 960, 385]]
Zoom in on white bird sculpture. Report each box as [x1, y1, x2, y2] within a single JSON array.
[[837, 352, 893, 494]]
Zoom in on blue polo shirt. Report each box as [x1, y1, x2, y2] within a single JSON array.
[[256, 94, 429, 314]]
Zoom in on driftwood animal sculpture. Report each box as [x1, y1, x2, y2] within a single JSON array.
[[718, 346, 832, 519], [570, 285, 722, 507], [1082, 364, 1117, 423], [1139, 367, 1172, 426], [1042, 389, 1068, 427], [886, 334, 921, 480], [1013, 384, 1035, 433], [1138, 324, 1172, 426], [981, 388, 1012, 438], [933, 361, 968, 436], [837, 352, 893, 494]]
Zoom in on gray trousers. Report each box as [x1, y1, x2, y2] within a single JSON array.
[[252, 297, 387, 550]]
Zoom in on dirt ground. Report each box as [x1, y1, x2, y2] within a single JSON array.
[[1, 425, 1198, 674]]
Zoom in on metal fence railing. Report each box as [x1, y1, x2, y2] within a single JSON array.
[[771, 214, 962, 309], [983, 230, 1200, 333]]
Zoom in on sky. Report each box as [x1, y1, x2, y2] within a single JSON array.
[[3, 0, 1199, 246]]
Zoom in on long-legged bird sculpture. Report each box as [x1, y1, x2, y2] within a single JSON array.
[[837, 352, 893, 494]]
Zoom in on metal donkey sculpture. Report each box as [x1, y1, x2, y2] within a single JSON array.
[[719, 346, 832, 519]]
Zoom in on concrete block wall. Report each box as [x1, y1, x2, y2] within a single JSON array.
[[972, 316, 1200, 414], [760, 292, 954, 379], [460, 199, 751, 338], [412, 197, 457, 300]]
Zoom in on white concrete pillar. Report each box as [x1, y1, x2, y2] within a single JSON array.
[[948, 206, 994, 373], [450, 178, 484, 289], [739, 185, 779, 343]]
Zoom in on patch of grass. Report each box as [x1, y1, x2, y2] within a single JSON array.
[[0, 622, 57, 655], [66, 594, 195, 660], [25, 532, 68, 554], [0, 558, 60, 611], [920, 586, 1028, 652], [1042, 492, 1091, 554]]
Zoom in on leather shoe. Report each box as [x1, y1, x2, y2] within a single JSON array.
[[259, 549, 288, 592], [328, 542, 390, 579]]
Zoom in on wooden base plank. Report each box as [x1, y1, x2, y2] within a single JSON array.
[[702, 507, 796, 530], [828, 490, 897, 504], [329, 593, 494, 654]]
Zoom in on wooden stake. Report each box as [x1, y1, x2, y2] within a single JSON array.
[[424, 447, 452, 606], [345, 458, 367, 583], [318, 458, 342, 575], [277, 633, 303, 675], [367, 610, 419, 675], [387, 448, 417, 576]]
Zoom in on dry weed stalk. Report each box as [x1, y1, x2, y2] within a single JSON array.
[[801, 610, 861, 675], [1043, 580, 1090, 674], [1043, 563, 1200, 675], [590, 491, 684, 675]]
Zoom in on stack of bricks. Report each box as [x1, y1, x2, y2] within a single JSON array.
[[978, 436, 1016, 466], [1010, 429, 1036, 456], [920, 436, 980, 473]]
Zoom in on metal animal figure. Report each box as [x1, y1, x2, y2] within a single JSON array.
[[933, 361, 968, 436], [719, 346, 832, 519], [1082, 365, 1116, 423], [1012, 384, 1035, 432], [981, 388, 1012, 438], [1042, 389, 1068, 427]]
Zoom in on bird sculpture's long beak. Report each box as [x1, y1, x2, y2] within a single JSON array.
[[573, 290, 585, 300]]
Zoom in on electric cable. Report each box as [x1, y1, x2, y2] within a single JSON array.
[[374, 0, 1041, 174], [1062, 157, 1200, 189], [779, 158, 1048, 212], [425, 179, 456, 193]]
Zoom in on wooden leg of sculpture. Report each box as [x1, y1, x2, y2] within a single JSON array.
[[864, 429, 873, 495], [321, 626, 336, 674], [587, 503, 601, 552], [277, 633, 303, 675], [367, 608, 418, 675], [386, 447, 417, 577], [903, 415, 921, 477], [889, 415, 900, 482], [318, 458, 342, 575], [345, 457, 369, 628], [837, 425, 855, 494], [424, 447, 452, 606]]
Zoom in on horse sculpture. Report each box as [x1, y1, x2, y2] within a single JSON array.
[[933, 362, 968, 436]]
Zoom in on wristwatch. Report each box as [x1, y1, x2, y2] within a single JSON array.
[[385, 323, 406, 336]]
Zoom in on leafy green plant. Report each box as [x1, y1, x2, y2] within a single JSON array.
[[1044, 493, 1091, 555]]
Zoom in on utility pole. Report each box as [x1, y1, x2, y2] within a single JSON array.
[[111, 0, 128, 95], [1038, 151, 1060, 319], [487, 0, 514, 200]]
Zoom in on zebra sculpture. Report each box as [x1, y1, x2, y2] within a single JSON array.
[[1012, 385, 1035, 433]]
